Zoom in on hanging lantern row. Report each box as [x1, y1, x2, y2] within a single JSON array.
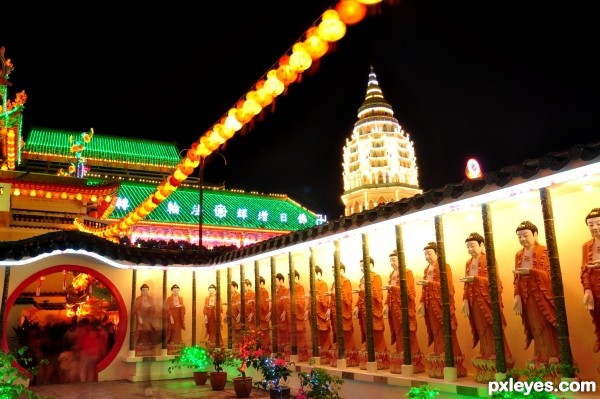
[[11, 186, 111, 203], [75, 1, 381, 240], [1, 127, 18, 170]]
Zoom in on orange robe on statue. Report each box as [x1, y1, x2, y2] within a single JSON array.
[[166, 295, 186, 344], [275, 285, 291, 350], [387, 269, 421, 355], [259, 286, 272, 349], [356, 271, 387, 352], [230, 291, 242, 344], [316, 279, 332, 351], [420, 261, 463, 357], [294, 282, 307, 349], [463, 254, 512, 360], [514, 244, 559, 362], [581, 237, 600, 352], [203, 295, 222, 347]]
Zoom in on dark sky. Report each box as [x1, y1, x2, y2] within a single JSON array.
[[2, 1, 599, 220]]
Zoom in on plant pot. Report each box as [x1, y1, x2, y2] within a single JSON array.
[[233, 376, 253, 398], [193, 371, 208, 386], [269, 385, 291, 399], [209, 371, 228, 391]]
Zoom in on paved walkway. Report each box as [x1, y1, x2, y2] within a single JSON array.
[[25, 379, 275, 399]]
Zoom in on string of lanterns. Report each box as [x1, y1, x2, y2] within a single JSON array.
[[74, 0, 386, 241]]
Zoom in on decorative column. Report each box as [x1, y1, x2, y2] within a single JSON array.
[[129, 269, 137, 356], [288, 253, 298, 361], [540, 187, 575, 378]]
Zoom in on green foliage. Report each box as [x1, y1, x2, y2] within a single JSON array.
[[296, 367, 344, 399], [406, 385, 439, 399], [168, 345, 210, 373], [0, 346, 53, 399]]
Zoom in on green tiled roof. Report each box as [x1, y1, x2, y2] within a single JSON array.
[[110, 182, 318, 231], [22, 127, 181, 169]]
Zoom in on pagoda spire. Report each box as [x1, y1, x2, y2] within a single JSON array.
[[341, 65, 421, 216]]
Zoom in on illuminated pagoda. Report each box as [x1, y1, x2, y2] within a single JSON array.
[[341, 66, 421, 216]]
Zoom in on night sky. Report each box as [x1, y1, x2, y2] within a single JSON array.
[[2, 1, 599, 220]]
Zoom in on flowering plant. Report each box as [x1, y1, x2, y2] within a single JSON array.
[[234, 324, 264, 378], [296, 367, 344, 399], [209, 347, 236, 372], [251, 352, 293, 389]]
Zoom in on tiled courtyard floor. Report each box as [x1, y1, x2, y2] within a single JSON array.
[[25, 379, 273, 399]]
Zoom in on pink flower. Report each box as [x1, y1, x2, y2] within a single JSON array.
[[274, 358, 287, 367], [296, 388, 307, 399]]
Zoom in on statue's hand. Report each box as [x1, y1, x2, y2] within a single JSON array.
[[513, 295, 522, 315], [461, 299, 470, 317], [417, 303, 425, 318], [352, 307, 358, 319], [325, 309, 330, 321], [382, 304, 389, 319], [584, 289, 595, 310], [204, 315, 208, 324]]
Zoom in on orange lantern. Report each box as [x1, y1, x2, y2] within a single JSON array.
[[318, 10, 347, 42], [264, 70, 285, 96], [304, 27, 329, 60], [336, 0, 367, 25], [289, 43, 313, 72], [276, 56, 298, 86], [224, 110, 244, 132], [242, 97, 262, 116], [250, 81, 274, 107]]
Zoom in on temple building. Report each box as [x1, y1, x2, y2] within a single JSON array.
[[2, 126, 322, 248], [341, 67, 421, 216]]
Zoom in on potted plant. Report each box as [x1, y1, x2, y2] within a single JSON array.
[[296, 367, 344, 399], [208, 347, 235, 391], [232, 325, 263, 398], [0, 346, 50, 399], [167, 345, 210, 385], [251, 352, 294, 399]]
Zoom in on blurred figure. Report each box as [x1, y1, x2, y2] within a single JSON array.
[[76, 318, 107, 383]]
